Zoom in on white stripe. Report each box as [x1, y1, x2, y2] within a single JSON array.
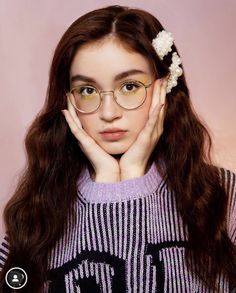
[[118, 201, 123, 258], [81, 205, 86, 251], [94, 263, 100, 285], [77, 206, 82, 255], [148, 194, 154, 243], [133, 200, 140, 292], [67, 212, 73, 261], [139, 197, 146, 293], [84, 259, 89, 278], [93, 204, 102, 252], [155, 191, 161, 243], [112, 202, 118, 256], [90, 259, 94, 276], [151, 263, 156, 293], [106, 204, 113, 255], [145, 255, 151, 293], [100, 263, 107, 292], [69, 270, 75, 292], [85, 203, 91, 251], [152, 191, 158, 243], [89, 203, 97, 251], [106, 264, 112, 292], [145, 195, 151, 244], [160, 191, 167, 241], [100, 203, 108, 252], [170, 249, 177, 292], [79, 263, 84, 278], [127, 200, 134, 292], [122, 200, 128, 259], [167, 191, 176, 241]]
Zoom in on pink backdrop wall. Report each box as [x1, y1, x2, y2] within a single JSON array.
[[1, 0, 236, 239]]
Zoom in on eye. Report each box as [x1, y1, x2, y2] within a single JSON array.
[[120, 81, 141, 94], [75, 85, 97, 96]]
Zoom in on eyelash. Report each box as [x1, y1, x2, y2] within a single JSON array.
[[79, 86, 96, 95]]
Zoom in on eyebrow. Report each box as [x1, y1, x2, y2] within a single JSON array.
[[70, 69, 147, 84]]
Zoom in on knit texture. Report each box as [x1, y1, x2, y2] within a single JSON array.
[[0, 162, 236, 292]]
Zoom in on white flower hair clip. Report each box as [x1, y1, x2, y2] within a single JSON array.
[[152, 30, 183, 93]]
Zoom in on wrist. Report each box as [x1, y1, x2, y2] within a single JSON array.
[[120, 168, 145, 181], [94, 172, 121, 183]]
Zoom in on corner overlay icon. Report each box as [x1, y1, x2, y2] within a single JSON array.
[[5, 267, 28, 289]]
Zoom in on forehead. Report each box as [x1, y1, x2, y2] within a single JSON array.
[[70, 37, 154, 81]]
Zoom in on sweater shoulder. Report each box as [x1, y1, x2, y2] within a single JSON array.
[[217, 166, 236, 244], [0, 233, 10, 271], [217, 166, 236, 210], [217, 166, 236, 188]]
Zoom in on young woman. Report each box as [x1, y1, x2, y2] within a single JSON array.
[[0, 5, 235, 293]]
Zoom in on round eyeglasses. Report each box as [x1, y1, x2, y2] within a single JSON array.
[[66, 80, 154, 114]]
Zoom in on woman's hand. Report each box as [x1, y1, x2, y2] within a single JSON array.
[[62, 95, 120, 182], [119, 77, 167, 180]]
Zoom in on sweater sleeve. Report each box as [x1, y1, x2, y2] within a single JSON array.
[[219, 167, 236, 245], [0, 234, 10, 272]]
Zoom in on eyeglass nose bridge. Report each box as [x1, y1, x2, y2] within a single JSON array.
[[99, 89, 115, 96], [98, 89, 118, 103]]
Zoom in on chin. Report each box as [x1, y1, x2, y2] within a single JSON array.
[[107, 149, 126, 155], [101, 145, 128, 155]]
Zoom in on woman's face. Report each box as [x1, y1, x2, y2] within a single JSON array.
[[69, 37, 155, 155]]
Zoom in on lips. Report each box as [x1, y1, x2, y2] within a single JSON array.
[[99, 128, 127, 141], [100, 128, 126, 133]]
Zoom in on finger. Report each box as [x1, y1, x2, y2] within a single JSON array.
[[155, 76, 168, 133], [142, 103, 164, 136], [150, 77, 166, 124], [62, 108, 87, 143], [148, 78, 162, 117], [160, 76, 168, 106], [150, 102, 164, 124], [147, 76, 168, 136], [66, 94, 83, 129], [62, 96, 90, 144]]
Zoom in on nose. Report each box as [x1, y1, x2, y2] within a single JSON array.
[[98, 91, 122, 121]]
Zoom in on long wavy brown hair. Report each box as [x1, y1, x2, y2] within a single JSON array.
[[0, 5, 235, 292]]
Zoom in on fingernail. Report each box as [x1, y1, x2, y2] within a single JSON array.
[[61, 110, 65, 115]]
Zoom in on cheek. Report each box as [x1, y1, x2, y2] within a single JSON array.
[[76, 114, 95, 134], [133, 112, 148, 133], [132, 94, 152, 131]]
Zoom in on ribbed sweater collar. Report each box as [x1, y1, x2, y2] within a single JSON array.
[[77, 161, 163, 203]]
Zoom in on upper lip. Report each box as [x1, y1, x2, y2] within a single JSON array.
[[100, 128, 126, 133]]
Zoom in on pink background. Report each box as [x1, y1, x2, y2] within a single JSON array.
[[0, 0, 236, 239]]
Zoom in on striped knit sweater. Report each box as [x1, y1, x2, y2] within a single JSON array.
[[0, 162, 236, 292]]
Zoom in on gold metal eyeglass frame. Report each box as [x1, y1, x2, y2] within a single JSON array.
[[66, 80, 155, 114]]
